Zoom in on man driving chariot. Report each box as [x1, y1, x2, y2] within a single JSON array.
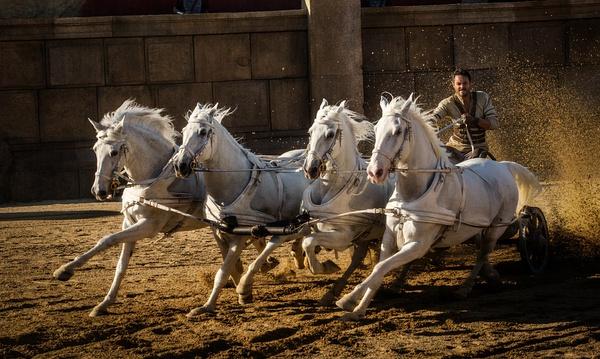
[[430, 69, 499, 163]]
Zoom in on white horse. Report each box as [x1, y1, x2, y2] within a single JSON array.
[[172, 103, 311, 315], [302, 99, 394, 305], [53, 100, 210, 317], [336, 95, 541, 320]]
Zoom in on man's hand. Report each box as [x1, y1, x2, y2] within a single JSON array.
[[464, 114, 480, 128]]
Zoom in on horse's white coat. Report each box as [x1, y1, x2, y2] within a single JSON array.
[[301, 99, 394, 304], [336, 95, 541, 320], [53, 100, 209, 317], [173, 104, 311, 314]]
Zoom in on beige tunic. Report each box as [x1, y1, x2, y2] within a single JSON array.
[[431, 91, 499, 152]]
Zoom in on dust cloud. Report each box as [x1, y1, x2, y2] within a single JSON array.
[[486, 65, 600, 257]]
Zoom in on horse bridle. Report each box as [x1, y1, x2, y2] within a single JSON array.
[[177, 122, 215, 171], [93, 139, 128, 192], [305, 126, 342, 176], [372, 114, 412, 171]]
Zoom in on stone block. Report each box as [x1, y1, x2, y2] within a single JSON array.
[[105, 38, 146, 85], [146, 37, 194, 83], [39, 88, 97, 142], [269, 78, 310, 131], [414, 71, 453, 110], [212, 80, 269, 132], [97, 86, 155, 122], [157, 83, 213, 130], [407, 26, 453, 71], [194, 34, 251, 82], [510, 22, 565, 66], [0, 91, 39, 143], [362, 27, 406, 73], [454, 24, 509, 69], [0, 41, 45, 88], [47, 39, 104, 86], [251, 31, 307, 79], [569, 19, 600, 65], [309, 74, 364, 118], [363, 72, 415, 121]]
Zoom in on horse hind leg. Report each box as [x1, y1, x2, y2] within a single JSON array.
[[455, 227, 504, 298]]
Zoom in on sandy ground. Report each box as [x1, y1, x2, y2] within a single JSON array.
[[0, 193, 599, 358]]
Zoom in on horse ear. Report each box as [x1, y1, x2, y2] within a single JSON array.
[[379, 96, 389, 112], [113, 116, 126, 134], [88, 118, 106, 133], [319, 98, 328, 110], [400, 98, 412, 117], [339, 100, 347, 109]]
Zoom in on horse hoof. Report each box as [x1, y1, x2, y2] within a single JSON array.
[[336, 296, 357, 312], [89, 306, 108, 317], [322, 260, 341, 274], [319, 292, 336, 306], [340, 311, 364, 322], [53, 266, 74, 281], [238, 293, 253, 305], [186, 306, 214, 318]]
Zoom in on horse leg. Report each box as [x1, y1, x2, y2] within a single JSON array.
[[251, 238, 279, 273], [237, 233, 300, 305], [302, 231, 346, 275], [188, 235, 246, 316], [320, 240, 369, 306], [338, 223, 438, 320], [334, 227, 397, 311], [290, 238, 305, 270], [212, 230, 242, 286], [53, 218, 155, 281], [455, 227, 503, 298], [89, 241, 135, 317]]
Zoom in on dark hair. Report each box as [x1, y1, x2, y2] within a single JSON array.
[[453, 69, 472, 82]]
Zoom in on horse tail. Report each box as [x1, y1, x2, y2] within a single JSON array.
[[501, 161, 542, 212]]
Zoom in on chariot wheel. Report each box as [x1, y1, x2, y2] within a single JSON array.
[[517, 206, 550, 275]]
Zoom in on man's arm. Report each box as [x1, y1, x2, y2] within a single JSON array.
[[479, 93, 498, 130]]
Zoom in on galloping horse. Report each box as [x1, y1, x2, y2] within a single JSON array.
[[302, 99, 394, 304], [53, 100, 209, 316], [336, 95, 541, 320], [173, 104, 311, 315]]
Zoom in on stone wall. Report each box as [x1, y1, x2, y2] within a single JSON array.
[[361, 1, 600, 179], [0, 11, 309, 201], [2, 1, 600, 202]]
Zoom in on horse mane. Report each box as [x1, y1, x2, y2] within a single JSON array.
[[101, 99, 178, 145], [314, 103, 374, 143], [384, 95, 451, 166], [187, 103, 263, 163]]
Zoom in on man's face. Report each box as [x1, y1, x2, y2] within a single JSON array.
[[452, 75, 472, 97]]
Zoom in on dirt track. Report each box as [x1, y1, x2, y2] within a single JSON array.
[[0, 198, 599, 358]]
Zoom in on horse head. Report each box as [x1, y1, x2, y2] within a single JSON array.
[[174, 103, 232, 178], [367, 95, 416, 184], [90, 117, 127, 200], [303, 99, 372, 180]]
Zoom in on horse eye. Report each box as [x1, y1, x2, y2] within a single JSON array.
[[199, 128, 208, 136], [109, 149, 119, 157], [392, 127, 402, 136], [325, 131, 335, 139]]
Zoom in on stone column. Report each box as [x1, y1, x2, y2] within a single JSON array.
[[304, 0, 364, 116]]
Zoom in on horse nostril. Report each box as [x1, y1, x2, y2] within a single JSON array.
[[375, 169, 384, 178], [308, 166, 319, 179], [97, 190, 107, 198]]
